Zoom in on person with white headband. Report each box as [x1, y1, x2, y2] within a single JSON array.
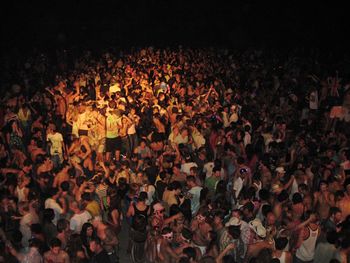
[[158, 227, 179, 263]]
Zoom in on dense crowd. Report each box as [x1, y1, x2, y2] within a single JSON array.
[[0, 46, 350, 263]]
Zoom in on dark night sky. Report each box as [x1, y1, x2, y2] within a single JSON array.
[[1, 1, 349, 50]]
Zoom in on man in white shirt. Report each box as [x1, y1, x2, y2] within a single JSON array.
[[69, 201, 92, 233], [186, 176, 203, 216], [46, 123, 65, 169], [181, 154, 198, 176], [233, 168, 247, 204], [44, 188, 64, 225]]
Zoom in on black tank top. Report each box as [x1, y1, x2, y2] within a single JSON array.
[[133, 203, 149, 218]]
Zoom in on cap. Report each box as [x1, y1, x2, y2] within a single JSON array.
[[225, 217, 242, 227], [275, 167, 286, 174], [249, 218, 266, 238]]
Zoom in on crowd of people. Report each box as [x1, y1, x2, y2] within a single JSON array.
[[0, 46, 350, 263]]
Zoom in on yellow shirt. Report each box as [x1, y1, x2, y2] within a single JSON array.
[[86, 200, 101, 218], [106, 113, 121, 138]]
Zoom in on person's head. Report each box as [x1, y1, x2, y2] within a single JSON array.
[[319, 180, 328, 192], [81, 192, 92, 202], [212, 209, 225, 226], [140, 139, 147, 148], [266, 212, 276, 226], [89, 237, 103, 253], [329, 207, 342, 223], [292, 192, 303, 205], [60, 181, 70, 192], [43, 208, 55, 223], [138, 191, 148, 202], [186, 175, 196, 188], [28, 238, 42, 249], [212, 166, 221, 177], [153, 202, 165, 217], [180, 228, 193, 244], [228, 225, 241, 239], [183, 247, 196, 262], [50, 238, 62, 254], [242, 202, 254, 216], [57, 219, 69, 234], [81, 222, 94, 237], [274, 237, 288, 250], [161, 227, 173, 242], [298, 183, 309, 194], [169, 180, 182, 195], [189, 166, 198, 176]]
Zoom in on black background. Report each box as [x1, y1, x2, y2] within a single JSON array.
[[1, 1, 348, 51]]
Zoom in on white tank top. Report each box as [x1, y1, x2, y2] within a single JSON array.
[[296, 226, 319, 261]]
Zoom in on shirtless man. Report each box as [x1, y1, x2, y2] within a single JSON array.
[[53, 161, 70, 188], [191, 212, 212, 256], [158, 227, 179, 263], [43, 238, 70, 263], [92, 218, 119, 257], [314, 180, 335, 221]]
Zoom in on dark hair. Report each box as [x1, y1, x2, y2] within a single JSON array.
[[292, 192, 303, 204], [57, 219, 69, 233], [329, 207, 341, 217], [169, 180, 182, 191], [275, 237, 288, 250], [169, 204, 182, 217], [181, 228, 193, 241], [138, 191, 148, 202], [183, 247, 196, 261], [50, 238, 62, 248], [48, 187, 59, 197], [228, 225, 241, 239], [89, 236, 102, 245], [261, 204, 272, 217], [243, 202, 254, 212], [212, 166, 221, 173], [43, 208, 55, 222], [161, 226, 172, 235], [60, 181, 70, 192], [186, 175, 196, 183], [29, 238, 42, 248], [81, 192, 91, 201]]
